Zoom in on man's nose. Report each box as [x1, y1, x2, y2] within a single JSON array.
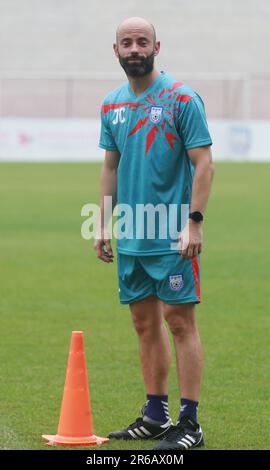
[[130, 43, 140, 54]]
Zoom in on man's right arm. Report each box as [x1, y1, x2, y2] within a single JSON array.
[[94, 149, 120, 263]]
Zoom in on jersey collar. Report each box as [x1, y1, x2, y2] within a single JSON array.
[[127, 71, 165, 100]]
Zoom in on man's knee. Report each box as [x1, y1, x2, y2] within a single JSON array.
[[164, 304, 196, 338], [130, 296, 163, 337], [131, 311, 156, 337]]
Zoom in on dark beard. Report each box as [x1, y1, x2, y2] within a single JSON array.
[[119, 52, 155, 77]]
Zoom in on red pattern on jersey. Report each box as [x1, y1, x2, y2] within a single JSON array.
[[146, 126, 159, 155], [165, 131, 178, 149], [103, 82, 193, 155], [168, 82, 183, 92], [161, 119, 166, 130], [159, 89, 165, 98], [176, 94, 192, 102], [101, 102, 143, 115], [128, 117, 149, 137]]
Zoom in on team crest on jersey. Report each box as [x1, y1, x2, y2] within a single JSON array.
[[149, 106, 163, 124], [169, 274, 184, 291]]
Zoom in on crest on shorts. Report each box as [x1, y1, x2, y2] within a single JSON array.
[[169, 274, 184, 291], [149, 106, 163, 124]]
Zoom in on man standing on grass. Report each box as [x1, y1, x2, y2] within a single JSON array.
[[95, 17, 214, 450]]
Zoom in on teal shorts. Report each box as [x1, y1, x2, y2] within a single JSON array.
[[117, 253, 201, 305]]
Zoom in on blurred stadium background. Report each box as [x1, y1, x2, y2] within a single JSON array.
[[0, 0, 270, 161], [0, 0, 269, 451]]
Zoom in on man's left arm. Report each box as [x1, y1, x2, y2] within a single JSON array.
[[180, 145, 214, 259]]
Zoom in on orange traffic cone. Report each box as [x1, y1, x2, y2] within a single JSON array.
[[42, 331, 109, 446]]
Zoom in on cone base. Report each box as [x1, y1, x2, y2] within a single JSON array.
[[42, 433, 109, 447]]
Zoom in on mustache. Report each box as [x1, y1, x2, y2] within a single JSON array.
[[126, 52, 155, 61]]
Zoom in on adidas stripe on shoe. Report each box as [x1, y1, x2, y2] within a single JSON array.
[[153, 415, 204, 450], [108, 415, 173, 441]]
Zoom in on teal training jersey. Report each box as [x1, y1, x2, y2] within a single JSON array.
[[99, 71, 212, 255]]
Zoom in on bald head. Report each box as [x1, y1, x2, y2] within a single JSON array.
[[116, 17, 156, 44]]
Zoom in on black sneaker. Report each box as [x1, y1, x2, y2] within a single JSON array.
[[153, 416, 204, 450], [108, 413, 173, 440]]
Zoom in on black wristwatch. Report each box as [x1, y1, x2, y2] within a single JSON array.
[[189, 211, 204, 223]]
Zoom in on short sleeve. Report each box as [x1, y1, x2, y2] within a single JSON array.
[[99, 107, 118, 151], [178, 94, 212, 150]]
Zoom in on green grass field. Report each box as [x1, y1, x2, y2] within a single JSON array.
[[0, 162, 269, 450]]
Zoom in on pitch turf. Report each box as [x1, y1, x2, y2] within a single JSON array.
[[0, 162, 269, 450]]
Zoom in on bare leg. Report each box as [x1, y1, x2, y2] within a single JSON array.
[[163, 303, 204, 401], [130, 295, 171, 395]]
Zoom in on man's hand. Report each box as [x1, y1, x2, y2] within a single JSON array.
[[180, 220, 203, 260], [94, 237, 114, 263]]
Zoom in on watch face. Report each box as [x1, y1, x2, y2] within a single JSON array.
[[190, 212, 203, 222]]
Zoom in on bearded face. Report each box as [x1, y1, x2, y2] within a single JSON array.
[[115, 25, 159, 78]]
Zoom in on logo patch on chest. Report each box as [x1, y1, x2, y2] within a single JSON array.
[[149, 106, 163, 124]]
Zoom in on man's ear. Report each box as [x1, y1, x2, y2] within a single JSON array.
[[113, 43, 119, 58], [154, 41, 161, 56]]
